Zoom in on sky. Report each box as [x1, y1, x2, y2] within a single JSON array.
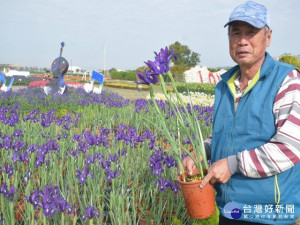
[[1, 0, 300, 71]]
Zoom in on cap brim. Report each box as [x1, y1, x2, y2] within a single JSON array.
[[224, 19, 266, 29]]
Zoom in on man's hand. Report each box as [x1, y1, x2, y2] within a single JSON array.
[[182, 151, 198, 176], [200, 158, 231, 188]]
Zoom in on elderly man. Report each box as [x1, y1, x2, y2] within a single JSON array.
[[183, 1, 300, 225]]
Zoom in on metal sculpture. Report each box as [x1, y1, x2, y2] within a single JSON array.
[[44, 42, 69, 95], [83, 70, 104, 94], [0, 72, 14, 92]]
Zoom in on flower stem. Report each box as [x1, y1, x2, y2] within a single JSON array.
[[149, 83, 186, 181]]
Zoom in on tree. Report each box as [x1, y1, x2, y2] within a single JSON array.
[[135, 66, 148, 73], [109, 68, 117, 73], [169, 65, 188, 82], [279, 54, 300, 67], [169, 41, 200, 67]]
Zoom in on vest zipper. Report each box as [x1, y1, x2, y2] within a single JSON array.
[[223, 79, 238, 203], [224, 97, 238, 204]]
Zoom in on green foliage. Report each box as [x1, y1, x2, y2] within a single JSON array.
[[175, 83, 216, 95], [170, 65, 189, 82], [169, 41, 200, 67], [171, 206, 220, 225], [6, 76, 41, 86], [55, 108, 69, 118], [191, 207, 220, 225], [208, 67, 223, 72], [279, 55, 300, 67], [108, 67, 117, 73], [110, 70, 137, 81], [136, 66, 148, 73]]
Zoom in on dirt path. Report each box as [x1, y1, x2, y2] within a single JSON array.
[[104, 86, 150, 100]]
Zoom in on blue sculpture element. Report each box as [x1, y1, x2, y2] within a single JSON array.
[[44, 42, 69, 95], [0, 73, 5, 84], [0, 72, 14, 92], [83, 70, 104, 94]]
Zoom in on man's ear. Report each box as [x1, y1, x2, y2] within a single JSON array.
[[266, 29, 272, 47]]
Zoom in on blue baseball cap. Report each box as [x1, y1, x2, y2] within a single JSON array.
[[224, 1, 270, 28]]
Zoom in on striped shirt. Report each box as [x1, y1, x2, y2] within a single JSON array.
[[238, 69, 300, 178], [205, 69, 300, 178]]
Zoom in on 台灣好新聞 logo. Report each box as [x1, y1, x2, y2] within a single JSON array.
[[224, 202, 242, 219]]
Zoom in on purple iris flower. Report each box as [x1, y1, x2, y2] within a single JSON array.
[[84, 131, 97, 146], [149, 156, 164, 176], [163, 155, 177, 168], [149, 149, 164, 176], [154, 177, 168, 191], [40, 185, 60, 216], [76, 167, 93, 184], [2, 184, 16, 201], [181, 151, 188, 160], [108, 153, 119, 162], [12, 139, 25, 151], [119, 148, 127, 156], [82, 205, 100, 221], [54, 198, 71, 212], [23, 170, 32, 184], [0, 163, 14, 178], [67, 205, 76, 215], [63, 123, 71, 130], [164, 179, 173, 189], [86, 154, 93, 166], [70, 149, 79, 157], [35, 153, 47, 167], [184, 137, 191, 145], [25, 184, 71, 216], [154, 177, 178, 194], [147, 47, 177, 75], [144, 60, 168, 75], [172, 181, 179, 194], [0, 106, 20, 126], [86, 153, 102, 166], [13, 129, 23, 137], [77, 140, 89, 153], [135, 47, 176, 85], [99, 159, 111, 169], [25, 190, 43, 209], [26, 144, 37, 153], [8, 186, 16, 201], [0, 182, 8, 196], [11, 152, 29, 163], [43, 184, 59, 199], [105, 168, 121, 182], [135, 70, 159, 85], [42, 201, 55, 217], [72, 134, 81, 143], [155, 47, 177, 66]]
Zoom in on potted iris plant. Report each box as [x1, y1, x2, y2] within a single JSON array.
[[135, 47, 215, 219]]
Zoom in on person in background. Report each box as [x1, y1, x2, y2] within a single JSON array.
[[183, 1, 300, 224]]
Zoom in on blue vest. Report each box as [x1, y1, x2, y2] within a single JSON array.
[[212, 53, 299, 224]]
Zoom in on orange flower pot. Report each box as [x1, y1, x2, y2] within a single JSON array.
[[177, 169, 215, 219]]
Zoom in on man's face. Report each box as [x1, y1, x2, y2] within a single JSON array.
[[228, 21, 272, 67]]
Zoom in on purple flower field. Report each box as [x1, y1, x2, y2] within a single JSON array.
[[0, 86, 214, 224]]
